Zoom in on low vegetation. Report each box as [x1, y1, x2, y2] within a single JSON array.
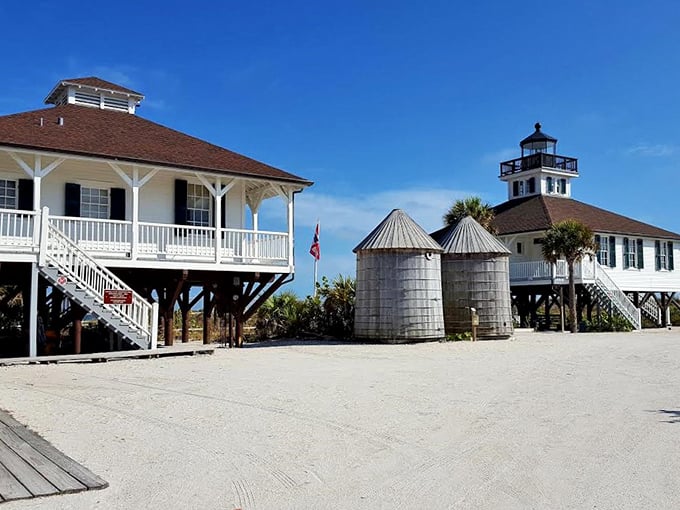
[[254, 275, 356, 340]]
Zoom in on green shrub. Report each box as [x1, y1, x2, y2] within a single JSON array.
[[446, 331, 472, 341], [582, 311, 634, 332], [255, 275, 355, 340]]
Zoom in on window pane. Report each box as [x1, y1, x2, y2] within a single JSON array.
[[0, 180, 18, 209], [80, 187, 109, 219], [186, 183, 212, 226]]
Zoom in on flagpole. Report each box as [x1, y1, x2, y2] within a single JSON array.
[[313, 219, 319, 297]]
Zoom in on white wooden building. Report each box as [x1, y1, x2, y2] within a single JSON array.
[[492, 124, 679, 329], [0, 77, 311, 357]]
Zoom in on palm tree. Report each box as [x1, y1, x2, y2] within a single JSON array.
[[541, 219, 597, 333], [443, 196, 496, 233]]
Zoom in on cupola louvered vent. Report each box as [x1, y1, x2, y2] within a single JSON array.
[[45, 77, 144, 114], [74, 91, 101, 107], [102, 96, 129, 112]]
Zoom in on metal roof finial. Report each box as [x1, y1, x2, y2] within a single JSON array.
[[535, 122, 541, 131]]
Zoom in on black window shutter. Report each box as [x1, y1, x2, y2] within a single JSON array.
[[560, 178, 567, 194], [609, 236, 616, 267], [655, 240, 661, 270], [18, 179, 34, 211], [174, 179, 187, 225], [623, 237, 629, 269], [64, 183, 81, 217], [221, 195, 226, 228], [512, 181, 519, 197], [636, 239, 644, 269], [595, 235, 601, 264], [669, 242, 675, 271], [110, 188, 126, 220]]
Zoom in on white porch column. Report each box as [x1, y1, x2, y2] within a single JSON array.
[[132, 167, 140, 260], [28, 262, 39, 358], [287, 190, 294, 268], [214, 178, 222, 264], [132, 183, 139, 260], [109, 163, 157, 261], [32, 176, 42, 245]]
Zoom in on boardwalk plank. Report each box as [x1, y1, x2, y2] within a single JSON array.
[[0, 460, 32, 501], [0, 426, 86, 493], [0, 343, 215, 366], [5, 425, 107, 490], [0, 438, 58, 497]]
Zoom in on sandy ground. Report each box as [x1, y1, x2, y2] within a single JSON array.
[[1, 330, 680, 509]]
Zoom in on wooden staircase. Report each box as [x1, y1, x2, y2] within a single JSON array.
[[584, 261, 641, 330], [38, 209, 158, 350]]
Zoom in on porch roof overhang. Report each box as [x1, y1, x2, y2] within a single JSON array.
[[0, 144, 311, 200]]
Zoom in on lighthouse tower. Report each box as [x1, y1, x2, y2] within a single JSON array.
[[499, 123, 579, 201]]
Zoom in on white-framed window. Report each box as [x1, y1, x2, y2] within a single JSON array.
[[0, 179, 17, 209], [80, 187, 109, 219], [187, 183, 211, 227], [518, 181, 524, 196], [596, 234, 609, 266], [546, 176, 554, 193], [623, 237, 636, 269], [657, 241, 668, 270]]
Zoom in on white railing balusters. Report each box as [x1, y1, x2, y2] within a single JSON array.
[[0, 208, 36, 249], [41, 208, 155, 347]]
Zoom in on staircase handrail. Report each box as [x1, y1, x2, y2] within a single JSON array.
[[39, 208, 157, 345], [593, 261, 641, 329]]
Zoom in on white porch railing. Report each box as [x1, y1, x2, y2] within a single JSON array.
[[42, 214, 157, 346], [137, 221, 288, 263], [509, 260, 568, 282], [20, 214, 291, 266], [50, 215, 132, 256], [0, 208, 36, 249]]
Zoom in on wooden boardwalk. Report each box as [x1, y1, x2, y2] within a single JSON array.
[[0, 410, 107, 504], [0, 342, 216, 366]]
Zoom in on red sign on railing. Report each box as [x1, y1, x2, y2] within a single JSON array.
[[104, 289, 133, 305]]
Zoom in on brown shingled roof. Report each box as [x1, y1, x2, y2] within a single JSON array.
[[493, 195, 680, 240], [45, 77, 143, 104], [0, 105, 310, 185]]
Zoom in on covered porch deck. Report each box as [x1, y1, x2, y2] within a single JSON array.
[[0, 208, 291, 271], [509, 259, 596, 286]]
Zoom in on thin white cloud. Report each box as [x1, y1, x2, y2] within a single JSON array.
[[295, 187, 484, 240], [626, 144, 677, 157]]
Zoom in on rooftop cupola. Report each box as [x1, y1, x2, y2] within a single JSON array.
[[44, 77, 144, 114], [499, 123, 579, 201]]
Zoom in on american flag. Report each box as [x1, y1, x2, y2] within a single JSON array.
[[309, 222, 320, 260]]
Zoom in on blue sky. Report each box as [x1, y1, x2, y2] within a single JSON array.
[[2, 1, 680, 297]]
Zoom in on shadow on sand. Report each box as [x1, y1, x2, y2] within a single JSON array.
[[655, 409, 680, 423], [243, 338, 359, 349]]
